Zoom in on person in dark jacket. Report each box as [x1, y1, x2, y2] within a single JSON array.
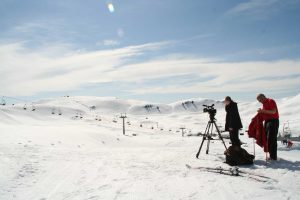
[[224, 96, 243, 148]]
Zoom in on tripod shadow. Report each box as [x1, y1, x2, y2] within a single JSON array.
[[253, 159, 300, 171]]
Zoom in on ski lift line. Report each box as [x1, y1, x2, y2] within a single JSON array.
[[0, 95, 38, 108], [0, 95, 29, 103], [71, 100, 95, 113]]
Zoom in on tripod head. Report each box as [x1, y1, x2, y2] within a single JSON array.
[[203, 104, 217, 122]]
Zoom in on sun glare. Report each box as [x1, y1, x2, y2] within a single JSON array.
[[107, 3, 115, 13]]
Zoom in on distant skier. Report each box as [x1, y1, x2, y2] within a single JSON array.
[[224, 96, 243, 149], [257, 93, 279, 160]]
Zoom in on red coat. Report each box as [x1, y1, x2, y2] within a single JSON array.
[[248, 114, 268, 152]]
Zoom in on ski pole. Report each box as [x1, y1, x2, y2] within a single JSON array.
[[253, 138, 256, 157]]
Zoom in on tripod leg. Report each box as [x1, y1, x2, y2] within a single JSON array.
[[196, 135, 206, 158], [206, 122, 213, 154], [214, 122, 227, 151], [196, 122, 210, 158]]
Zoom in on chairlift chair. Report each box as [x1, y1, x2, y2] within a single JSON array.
[[31, 104, 36, 111], [1, 97, 6, 106]]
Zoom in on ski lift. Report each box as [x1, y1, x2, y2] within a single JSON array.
[[1, 97, 6, 106], [90, 105, 96, 111], [282, 121, 292, 138], [31, 104, 36, 111], [95, 115, 101, 121], [113, 114, 120, 123]]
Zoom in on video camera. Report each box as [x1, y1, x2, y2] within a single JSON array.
[[203, 104, 217, 121]]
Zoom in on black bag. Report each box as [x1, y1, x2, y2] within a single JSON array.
[[225, 146, 255, 166]]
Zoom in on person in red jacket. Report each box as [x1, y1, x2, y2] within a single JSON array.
[[256, 93, 280, 160]]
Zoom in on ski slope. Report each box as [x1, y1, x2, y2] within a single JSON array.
[[0, 95, 300, 200]]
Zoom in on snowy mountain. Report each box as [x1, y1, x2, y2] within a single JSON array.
[[1, 95, 300, 136], [0, 95, 300, 199]]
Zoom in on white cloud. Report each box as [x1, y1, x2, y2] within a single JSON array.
[[98, 39, 120, 46], [13, 22, 46, 33], [229, 0, 278, 13], [0, 41, 299, 97], [0, 41, 168, 96], [112, 59, 300, 94], [226, 0, 281, 19], [117, 28, 125, 38], [131, 77, 300, 95]]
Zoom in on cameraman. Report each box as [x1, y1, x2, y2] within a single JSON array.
[[224, 96, 243, 149]]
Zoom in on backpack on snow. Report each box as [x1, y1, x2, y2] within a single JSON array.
[[225, 146, 255, 166]]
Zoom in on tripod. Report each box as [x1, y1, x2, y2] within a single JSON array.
[[196, 117, 227, 158]]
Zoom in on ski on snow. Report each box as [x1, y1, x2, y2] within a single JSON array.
[[185, 164, 274, 183]]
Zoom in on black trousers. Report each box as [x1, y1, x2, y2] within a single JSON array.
[[229, 129, 241, 147], [265, 119, 279, 160]]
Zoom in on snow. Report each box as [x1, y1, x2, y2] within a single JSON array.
[[0, 95, 300, 200]]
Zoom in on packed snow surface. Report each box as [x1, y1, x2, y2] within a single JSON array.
[[1, 95, 299, 200]]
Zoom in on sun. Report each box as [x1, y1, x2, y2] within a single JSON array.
[[107, 3, 115, 13]]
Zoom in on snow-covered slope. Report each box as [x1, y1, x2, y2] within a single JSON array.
[[0, 95, 300, 200], [1, 95, 299, 136]]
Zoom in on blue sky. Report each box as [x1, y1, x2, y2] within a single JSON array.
[[1, 0, 300, 103]]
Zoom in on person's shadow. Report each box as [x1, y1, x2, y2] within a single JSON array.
[[253, 158, 300, 171]]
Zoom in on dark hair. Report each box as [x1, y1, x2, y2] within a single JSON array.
[[225, 96, 232, 102], [257, 93, 266, 100]]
